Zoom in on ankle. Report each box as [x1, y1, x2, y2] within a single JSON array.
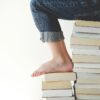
[[52, 56, 71, 64]]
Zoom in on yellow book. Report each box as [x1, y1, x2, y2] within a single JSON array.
[[42, 72, 76, 81], [76, 88, 100, 95], [71, 37, 100, 46], [77, 94, 100, 100], [42, 81, 72, 90], [75, 20, 100, 27], [76, 84, 100, 95], [72, 54, 100, 63]]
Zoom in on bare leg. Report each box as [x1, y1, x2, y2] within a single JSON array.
[[31, 40, 73, 77]]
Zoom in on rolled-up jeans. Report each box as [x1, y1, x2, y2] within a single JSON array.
[[30, 0, 100, 42]]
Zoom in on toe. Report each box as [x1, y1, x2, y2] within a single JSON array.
[[31, 71, 37, 77], [40, 71, 45, 75], [35, 72, 40, 76]]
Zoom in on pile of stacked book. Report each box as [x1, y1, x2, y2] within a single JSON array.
[[70, 20, 100, 100], [42, 72, 76, 100]]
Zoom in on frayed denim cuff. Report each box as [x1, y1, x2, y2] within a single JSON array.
[[40, 31, 65, 42]]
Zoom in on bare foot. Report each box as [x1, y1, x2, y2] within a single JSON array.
[[31, 58, 73, 77]]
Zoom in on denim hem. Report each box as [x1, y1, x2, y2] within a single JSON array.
[[40, 31, 65, 42]]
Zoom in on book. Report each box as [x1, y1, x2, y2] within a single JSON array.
[[71, 37, 100, 46], [76, 84, 100, 95], [75, 20, 100, 27], [70, 44, 99, 50], [71, 49, 100, 56], [74, 63, 100, 69], [43, 97, 75, 100], [76, 73, 100, 83], [77, 79, 100, 84], [42, 81, 72, 90], [74, 68, 100, 73], [72, 32, 100, 39], [76, 84, 100, 89], [76, 94, 100, 100], [42, 72, 76, 81], [77, 72, 100, 78], [42, 89, 73, 97], [73, 26, 100, 34], [72, 54, 100, 63]]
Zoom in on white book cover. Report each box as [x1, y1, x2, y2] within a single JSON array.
[[74, 63, 100, 69], [77, 78, 100, 84], [43, 97, 75, 100], [72, 32, 100, 39], [73, 26, 100, 34], [71, 48, 100, 56], [70, 44, 99, 50], [74, 68, 100, 73], [76, 72, 100, 78], [75, 84, 100, 89], [42, 90, 73, 97], [77, 94, 100, 100]]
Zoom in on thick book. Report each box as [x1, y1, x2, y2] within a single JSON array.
[[42, 81, 72, 90], [74, 63, 100, 69], [73, 26, 100, 34], [42, 89, 73, 97], [76, 84, 100, 95], [42, 72, 76, 81], [77, 73, 100, 83], [72, 54, 100, 63], [71, 37, 100, 46], [43, 97, 75, 100], [70, 44, 99, 50], [74, 68, 100, 73], [75, 20, 100, 27], [72, 48, 100, 56], [76, 94, 100, 100], [72, 32, 100, 39]]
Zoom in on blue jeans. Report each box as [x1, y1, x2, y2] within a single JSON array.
[[30, 0, 100, 42]]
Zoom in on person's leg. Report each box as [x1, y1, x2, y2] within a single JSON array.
[[33, 40, 73, 77], [29, 0, 82, 77]]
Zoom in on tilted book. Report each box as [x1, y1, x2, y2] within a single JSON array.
[[42, 81, 72, 90], [75, 20, 100, 27]]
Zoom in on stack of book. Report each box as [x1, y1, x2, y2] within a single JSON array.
[[42, 72, 76, 100], [70, 20, 100, 100]]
